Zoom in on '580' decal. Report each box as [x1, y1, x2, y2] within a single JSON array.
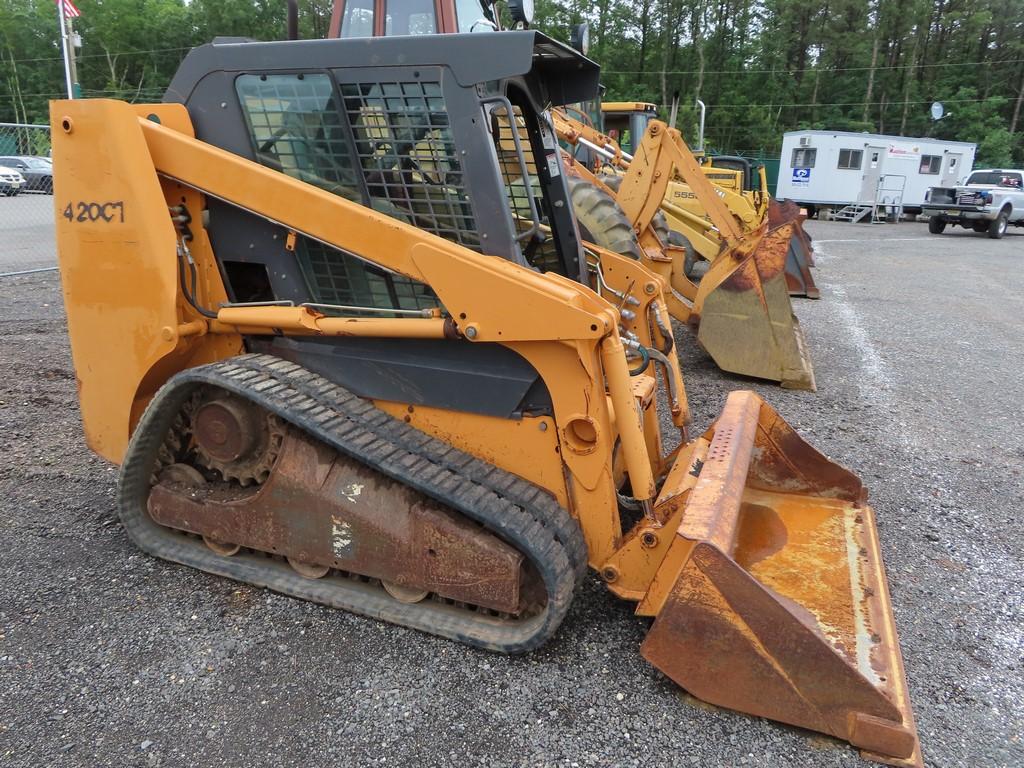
[[62, 201, 125, 223]]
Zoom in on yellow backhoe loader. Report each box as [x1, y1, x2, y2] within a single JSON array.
[[51, 30, 920, 767], [554, 110, 816, 390], [596, 102, 819, 298], [683, 155, 819, 297]]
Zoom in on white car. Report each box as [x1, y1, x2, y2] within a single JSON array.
[[0, 164, 24, 196], [923, 168, 1024, 239]]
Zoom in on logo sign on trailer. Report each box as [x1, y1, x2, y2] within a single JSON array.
[[792, 168, 811, 186]]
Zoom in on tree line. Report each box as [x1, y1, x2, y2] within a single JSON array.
[[1, 0, 1021, 164]]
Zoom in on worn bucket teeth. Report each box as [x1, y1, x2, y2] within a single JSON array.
[[639, 392, 921, 767]]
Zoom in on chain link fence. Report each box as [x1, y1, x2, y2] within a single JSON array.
[[0, 123, 57, 276]]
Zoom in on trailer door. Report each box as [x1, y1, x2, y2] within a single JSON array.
[[943, 153, 962, 185], [859, 146, 885, 202]]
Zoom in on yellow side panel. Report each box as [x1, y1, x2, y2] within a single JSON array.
[[374, 401, 570, 510], [51, 100, 240, 463]]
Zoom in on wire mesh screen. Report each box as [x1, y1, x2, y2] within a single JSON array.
[[237, 74, 363, 203], [0, 124, 55, 277], [300, 240, 441, 312], [489, 105, 562, 274], [340, 80, 480, 252], [236, 73, 442, 315]]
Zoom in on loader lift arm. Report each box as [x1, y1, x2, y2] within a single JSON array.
[[614, 121, 747, 249]]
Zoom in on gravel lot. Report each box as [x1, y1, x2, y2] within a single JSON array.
[[0, 193, 56, 274], [0, 220, 1021, 767]]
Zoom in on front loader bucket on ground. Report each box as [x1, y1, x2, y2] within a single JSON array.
[[641, 392, 921, 768], [767, 199, 819, 298], [693, 223, 816, 390], [784, 232, 821, 298]]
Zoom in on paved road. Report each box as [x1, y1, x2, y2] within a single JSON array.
[[0, 193, 56, 273], [0, 220, 1021, 767]]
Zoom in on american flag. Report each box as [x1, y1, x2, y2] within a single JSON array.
[[55, 0, 81, 18]]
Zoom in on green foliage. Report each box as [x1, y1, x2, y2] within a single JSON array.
[[0, 0, 331, 123], [976, 129, 1015, 168], [528, 0, 1024, 162], [0, 0, 1021, 164]]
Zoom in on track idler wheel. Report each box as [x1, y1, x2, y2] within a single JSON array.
[[287, 558, 330, 580], [382, 581, 430, 604], [203, 537, 241, 557]]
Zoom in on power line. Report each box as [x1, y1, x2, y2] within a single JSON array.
[[7, 46, 1022, 73], [602, 58, 1024, 76], [654, 97, 1006, 109], [6, 46, 192, 65], [0, 87, 166, 100]]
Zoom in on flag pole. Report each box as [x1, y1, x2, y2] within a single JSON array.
[[57, 2, 74, 99]]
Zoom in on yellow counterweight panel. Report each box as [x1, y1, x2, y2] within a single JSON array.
[[50, 106, 242, 463]]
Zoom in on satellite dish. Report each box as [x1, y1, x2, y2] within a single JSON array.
[[930, 102, 944, 120]]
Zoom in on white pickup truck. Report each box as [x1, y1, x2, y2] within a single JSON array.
[[923, 168, 1024, 239]]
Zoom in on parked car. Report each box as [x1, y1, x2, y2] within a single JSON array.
[[0, 155, 52, 194], [0, 165, 24, 196], [923, 168, 1024, 239]]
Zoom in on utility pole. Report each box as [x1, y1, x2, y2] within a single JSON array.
[[66, 16, 81, 98], [57, 2, 74, 98]]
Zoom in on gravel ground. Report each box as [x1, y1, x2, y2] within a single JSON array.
[[1, 219, 1021, 767], [0, 193, 56, 274]]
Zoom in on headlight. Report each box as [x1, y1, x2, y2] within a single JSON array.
[[508, 0, 534, 25], [571, 23, 590, 56]]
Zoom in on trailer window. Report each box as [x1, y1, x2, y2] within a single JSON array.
[[339, 0, 374, 37], [791, 148, 816, 168], [837, 149, 862, 170], [919, 155, 942, 175], [384, 0, 438, 34]]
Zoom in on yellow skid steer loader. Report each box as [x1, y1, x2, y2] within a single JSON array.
[[51, 30, 919, 767]]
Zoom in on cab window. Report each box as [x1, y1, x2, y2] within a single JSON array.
[[384, 0, 437, 35], [454, 0, 494, 32], [339, 0, 374, 37]]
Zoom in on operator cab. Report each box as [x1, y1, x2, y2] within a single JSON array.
[[600, 102, 658, 155], [330, 0, 523, 37]]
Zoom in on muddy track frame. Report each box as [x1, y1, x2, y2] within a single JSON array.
[[117, 353, 587, 654]]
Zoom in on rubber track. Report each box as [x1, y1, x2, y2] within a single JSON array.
[[117, 353, 586, 654]]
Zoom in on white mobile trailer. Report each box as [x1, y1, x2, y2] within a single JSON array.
[[775, 130, 976, 217]]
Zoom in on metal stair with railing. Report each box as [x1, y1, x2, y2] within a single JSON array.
[[833, 204, 874, 223]]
